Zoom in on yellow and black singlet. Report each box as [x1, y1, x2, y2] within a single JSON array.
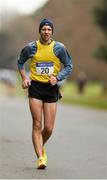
[[17, 40, 73, 82], [30, 40, 61, 83]]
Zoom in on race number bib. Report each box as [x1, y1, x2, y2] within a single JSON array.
[[36, 62, 54, 75]]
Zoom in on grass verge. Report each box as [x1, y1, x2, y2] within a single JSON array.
[[61, 81, 107, 110]]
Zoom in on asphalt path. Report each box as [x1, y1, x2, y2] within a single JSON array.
[[0, 96, 107, 179]]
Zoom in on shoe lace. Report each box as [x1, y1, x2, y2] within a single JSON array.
[[39, 158, 44, 163]]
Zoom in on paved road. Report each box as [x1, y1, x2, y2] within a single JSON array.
[[0, 96, 107, 179]]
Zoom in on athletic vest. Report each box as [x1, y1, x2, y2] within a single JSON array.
[[30, 40, 61, 83]]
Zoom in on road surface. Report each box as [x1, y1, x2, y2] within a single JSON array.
[[0, 96, 107, 179]]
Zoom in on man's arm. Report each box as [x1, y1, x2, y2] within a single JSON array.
[[17, 45, 32, 89], [54, 42, 73, 81], [19, 69, 31, 89]]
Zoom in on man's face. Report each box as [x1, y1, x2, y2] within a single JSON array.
[[40, 25, 53, 42]]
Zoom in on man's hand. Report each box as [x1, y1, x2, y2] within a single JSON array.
[[22, 78, 31, 89], [49, 75, 58, 86]]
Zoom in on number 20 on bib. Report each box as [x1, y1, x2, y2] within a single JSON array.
[[36, 62, 54, 75]]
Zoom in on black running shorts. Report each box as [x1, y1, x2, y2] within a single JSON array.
[[28, 80, 62, 103]]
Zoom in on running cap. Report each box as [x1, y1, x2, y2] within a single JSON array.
[[39, 19, 54, 33]]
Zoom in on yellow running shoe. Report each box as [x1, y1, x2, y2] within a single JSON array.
[[37, 156, 46, 169], [43, 147, 48, 164]]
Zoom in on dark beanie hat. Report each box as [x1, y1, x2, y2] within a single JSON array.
[[39, 19, 54, 33]]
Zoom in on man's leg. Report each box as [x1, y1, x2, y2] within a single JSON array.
[[42, 102, 57, 145], [29, 98, 43, 158]]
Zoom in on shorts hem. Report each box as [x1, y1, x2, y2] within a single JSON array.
[[28, 95, 61, 103], [28, 94, 42, 101]]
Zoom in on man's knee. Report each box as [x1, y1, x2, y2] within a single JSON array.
[[44, 126, 53, 136], [32, 119, 42, 131]]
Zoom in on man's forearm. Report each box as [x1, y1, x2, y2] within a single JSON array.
[[19, 69, 28, 80]]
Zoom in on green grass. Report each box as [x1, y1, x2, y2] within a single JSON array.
[[61, 82, 107, 110]]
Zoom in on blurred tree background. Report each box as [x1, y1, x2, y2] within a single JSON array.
[[92, 0, 107, 90], [0, 0, 107, 102], [93, 0, 107, 63]]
